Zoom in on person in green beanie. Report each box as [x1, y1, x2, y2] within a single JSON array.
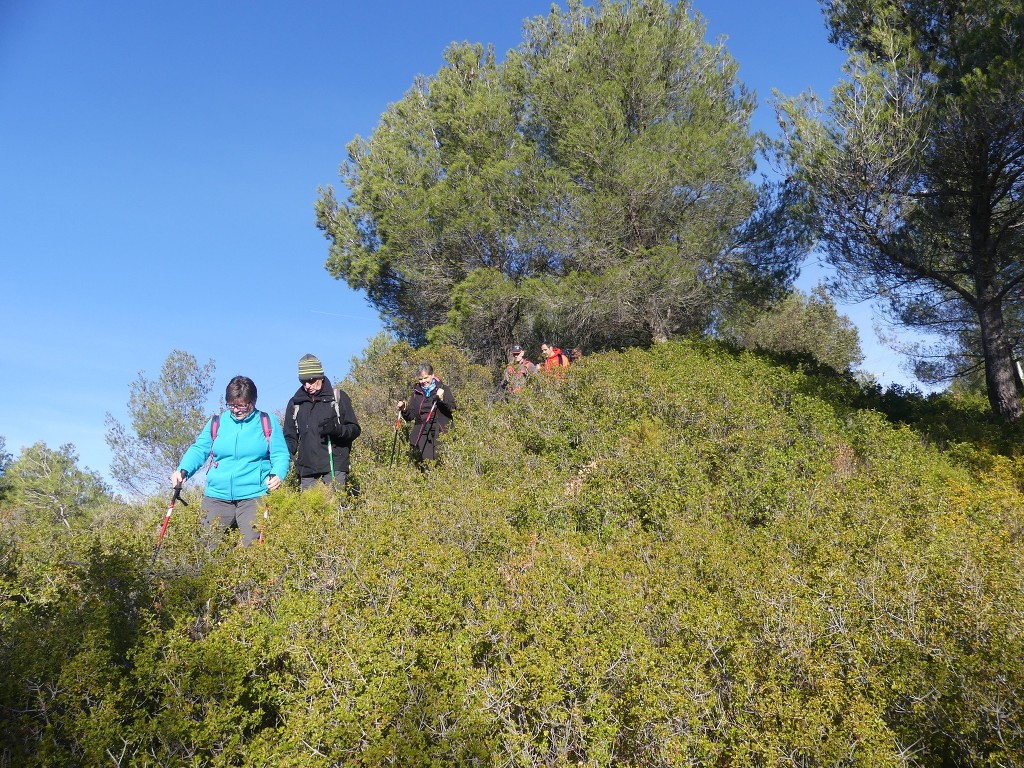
[[284, 354, 361, 489]]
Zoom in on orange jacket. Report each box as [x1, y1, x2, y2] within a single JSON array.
[[541, 348, 570, 373]]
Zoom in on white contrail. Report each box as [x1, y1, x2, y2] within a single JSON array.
[[310, 310, 367, 319]]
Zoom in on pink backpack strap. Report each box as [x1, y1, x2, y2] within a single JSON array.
[[207, 414, 221, 468], [260, 411, 272, 454]]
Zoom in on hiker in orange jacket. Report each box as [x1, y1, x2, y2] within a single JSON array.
[[539, 342, 571, 374]]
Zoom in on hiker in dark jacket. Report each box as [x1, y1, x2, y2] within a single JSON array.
[[397, 363, 456, 463], [284, 354, 361, 489]]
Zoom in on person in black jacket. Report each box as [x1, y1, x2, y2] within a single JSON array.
[[396, 363, 456, 463], [284, 354, 361, 489]]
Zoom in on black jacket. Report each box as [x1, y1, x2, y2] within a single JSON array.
[[400, 377, 455, 461], [284, 377, 361, 477]]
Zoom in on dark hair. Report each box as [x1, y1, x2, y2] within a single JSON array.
[[225, 375, 257, 405], [416, 363, 434, 377]]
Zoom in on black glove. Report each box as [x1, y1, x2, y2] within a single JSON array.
[[318, 416, 337, 436]]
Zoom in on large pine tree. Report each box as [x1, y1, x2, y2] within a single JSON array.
[[779, 0, 1024, 419], [317, 0, 795, 353]]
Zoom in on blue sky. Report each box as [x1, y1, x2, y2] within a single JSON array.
[[0, 1, 917, 486]]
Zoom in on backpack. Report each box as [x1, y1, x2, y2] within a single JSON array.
[[207, 410, 273, 469], [544, 349, 570, 369]]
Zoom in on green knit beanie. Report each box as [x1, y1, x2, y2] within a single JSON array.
[[298, 354, 325, 380]]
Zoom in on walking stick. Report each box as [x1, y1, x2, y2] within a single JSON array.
[[153, 483, 186, 565], [256, 471, 283, 544], [388, 409, 402, 468], [412, 400, 438, 457], [257, 496, 270, 545]]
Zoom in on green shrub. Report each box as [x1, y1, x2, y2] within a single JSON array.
[[1, 340, 1021, 766]]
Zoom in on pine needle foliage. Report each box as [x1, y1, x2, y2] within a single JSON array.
[[1, 341, 1022, 766]]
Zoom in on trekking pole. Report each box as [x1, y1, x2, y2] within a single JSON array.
[[327, 439, 336, 481], [153, 483, 187, 565], [412, 400, 438, 456], [388, 409, 402, 468], [257, 496, 270, 545]]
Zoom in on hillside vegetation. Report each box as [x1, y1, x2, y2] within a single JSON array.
[[2, 341, 1022, 766]]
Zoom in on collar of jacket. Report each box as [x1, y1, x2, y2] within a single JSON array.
[[417, 377, 439, 397], [292, 376, 334, 403], [228, 406, 260, 424]]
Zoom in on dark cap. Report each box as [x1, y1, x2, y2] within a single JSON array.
[[510, 345, 524, 355]]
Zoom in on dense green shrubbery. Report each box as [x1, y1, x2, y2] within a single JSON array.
[[2, 340, 1022, 766], [750, 347, 1024, 458]]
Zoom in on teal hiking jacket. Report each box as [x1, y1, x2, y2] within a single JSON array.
[[178, 409, 290, 501]]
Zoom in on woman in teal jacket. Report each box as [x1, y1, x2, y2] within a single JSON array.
[[171, 375, 290, 545]]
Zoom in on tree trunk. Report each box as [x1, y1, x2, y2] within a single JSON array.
[[977, 296, 1022, 421], [650, 307, 671, 344]]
